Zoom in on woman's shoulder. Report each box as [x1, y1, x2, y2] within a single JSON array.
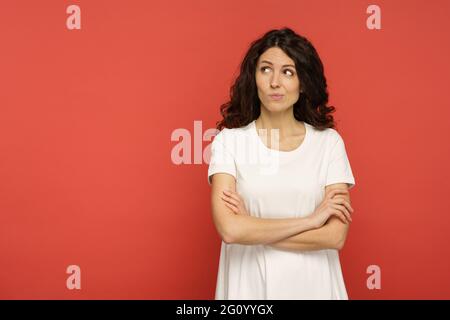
[[214, 122, 253, 140], [212, 122, 254, 153], [307, 124, 345, 149]]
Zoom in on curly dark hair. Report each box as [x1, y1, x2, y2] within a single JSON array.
[[216, 27, 336, 131]]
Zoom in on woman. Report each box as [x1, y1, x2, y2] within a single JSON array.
[[207, 27, 356, 299]]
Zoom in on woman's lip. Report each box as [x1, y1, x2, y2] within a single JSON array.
[[269, 94, 284, 100]]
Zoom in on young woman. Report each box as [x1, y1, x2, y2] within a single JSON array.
[[207, 27, 356, 299]]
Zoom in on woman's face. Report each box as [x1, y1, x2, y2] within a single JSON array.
[[255, 47, 301, 112]]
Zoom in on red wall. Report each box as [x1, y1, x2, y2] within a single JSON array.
[[1, 0, 449, 299]]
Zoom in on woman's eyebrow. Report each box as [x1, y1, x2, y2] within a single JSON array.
[[260, 60, 295, 68]]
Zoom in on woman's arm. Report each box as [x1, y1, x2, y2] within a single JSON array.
[[267, 216, 348, 251], [223, 214, 316, 246], [210, 173, 316, 245], [267, 183, 352, 251]]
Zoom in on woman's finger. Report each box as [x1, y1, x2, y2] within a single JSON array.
[[224, 201, 238, 213], [333, 203, 352, 222], [332, 197, 354, 213], [223, 190, 241, 202], [223, 191, 248, 215], [338, 203, 352, 222], [330, 210, 346, 224], [340, 198, 354, 213], [333, 210, 348, 224], [221, 195, 239, 207], [332, 204, 352, 223]]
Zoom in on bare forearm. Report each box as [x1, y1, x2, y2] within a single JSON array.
[[267, 218, 345, 251], [227, 215, 315, 246], [267, 226, 336, 251]]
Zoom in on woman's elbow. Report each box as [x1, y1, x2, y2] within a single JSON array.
[[332, 223, 349, 250], [334, 230, 349, 250], [223, 221, 248, 244], [219, 227, 234, 244], [216, 219, 239, 244], [335, 237, 346, 250]]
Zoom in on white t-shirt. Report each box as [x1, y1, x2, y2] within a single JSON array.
[[207, 119, 356, 299]]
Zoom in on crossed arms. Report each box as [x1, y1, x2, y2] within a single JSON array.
[[210, 173, 352, 251]]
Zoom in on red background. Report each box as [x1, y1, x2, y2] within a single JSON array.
[[1, 0, 449, 299]]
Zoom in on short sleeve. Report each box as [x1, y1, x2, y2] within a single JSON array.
[[207, 130, 237, 185], [325, 134, 356, 190]]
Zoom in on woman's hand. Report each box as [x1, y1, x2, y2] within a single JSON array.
[[308, 189, 354, 229], [220, 189, 250, 216]]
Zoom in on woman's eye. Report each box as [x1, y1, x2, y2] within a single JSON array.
[[285, 69, 295, 76], [260, 67, 295, 76]]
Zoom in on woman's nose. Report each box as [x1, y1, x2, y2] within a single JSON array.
[[270, 71, 281, 88]]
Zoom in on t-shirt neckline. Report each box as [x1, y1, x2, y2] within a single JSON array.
[[251, 120, 310, 156]]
